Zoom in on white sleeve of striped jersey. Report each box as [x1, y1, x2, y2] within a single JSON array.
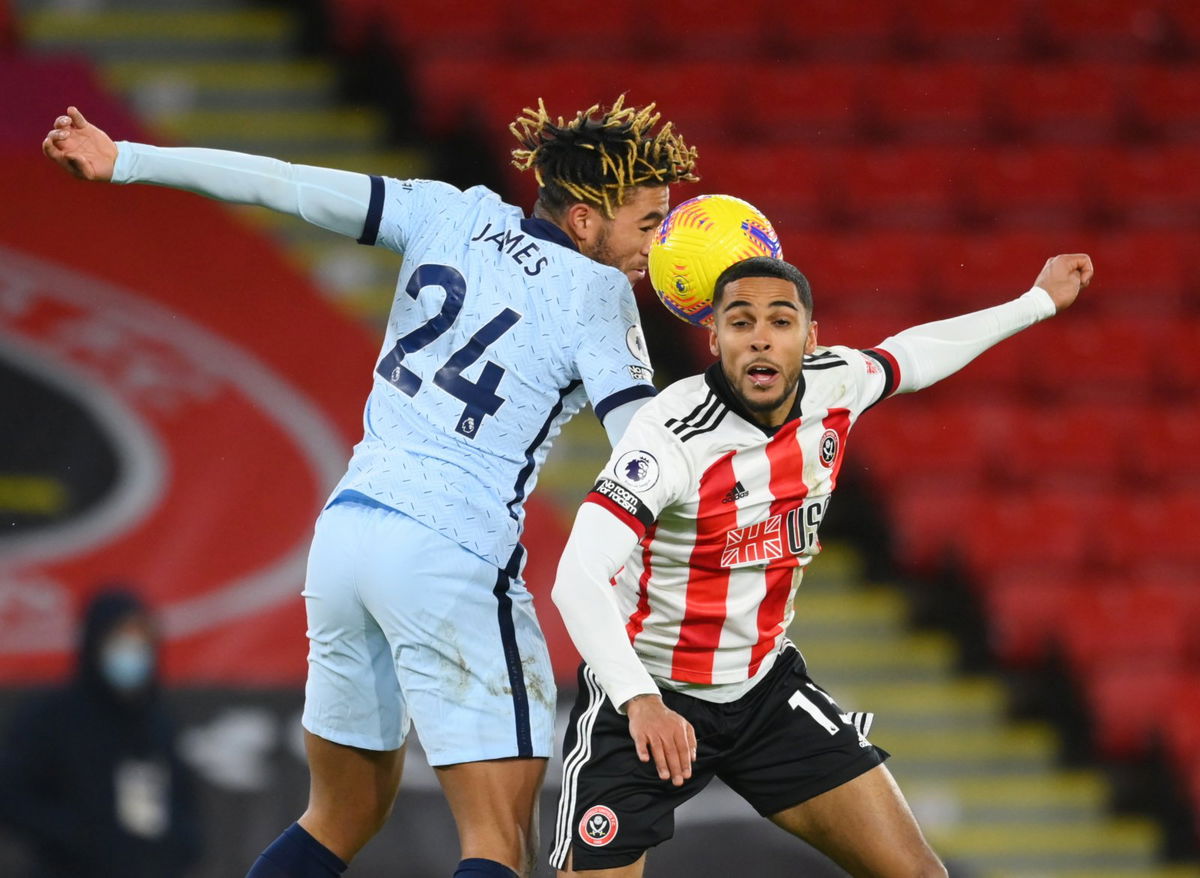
[[601, 397, 654, 446], [112, 141, 372, 239], [877, 286, 1056, 394], [552, 503, 660, 711]]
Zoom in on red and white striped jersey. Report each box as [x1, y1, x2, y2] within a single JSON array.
[[585, 344, 900, 688]]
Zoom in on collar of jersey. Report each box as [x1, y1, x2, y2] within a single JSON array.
[[520, 217, 578, 252], [704, 363, 806, 437]]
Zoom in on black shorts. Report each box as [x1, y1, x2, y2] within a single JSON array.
[[549, 648, 889, 871]]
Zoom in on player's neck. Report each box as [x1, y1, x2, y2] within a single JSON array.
[[532, 202, 586, 251]]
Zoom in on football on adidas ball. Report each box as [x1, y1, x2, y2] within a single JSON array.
[[648, 194, 783, 328]]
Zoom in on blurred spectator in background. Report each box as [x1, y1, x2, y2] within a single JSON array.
[[0, 587, 201, 877]]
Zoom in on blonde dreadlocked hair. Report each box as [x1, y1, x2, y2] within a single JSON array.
[[510, 95, 699, 219]]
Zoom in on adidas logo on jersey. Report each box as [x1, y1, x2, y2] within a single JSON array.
[[722, 481, 749, 503]]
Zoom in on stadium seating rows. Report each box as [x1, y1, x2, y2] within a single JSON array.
[[322, 0, 1200, 834], [408, 56, 1200, 147], [328, 0, 1200, 64]]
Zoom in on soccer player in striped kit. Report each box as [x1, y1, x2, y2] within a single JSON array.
[[550, 253, 1092, 876], [43, 100, 696, 878]]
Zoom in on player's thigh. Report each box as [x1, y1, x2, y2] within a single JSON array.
[[355, 513, 556, 766], [769, 764, 946, 878], [716, 651, 888, 821], [550, 665, 715, 874], [301, 503, 408, 752]]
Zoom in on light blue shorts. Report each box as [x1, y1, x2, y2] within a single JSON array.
[[300, 499, 555, 765]]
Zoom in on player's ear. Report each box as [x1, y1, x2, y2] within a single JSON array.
[[805, 320, 818, 354], [565, 202, 600, 246], [708, 327, 719, 358]]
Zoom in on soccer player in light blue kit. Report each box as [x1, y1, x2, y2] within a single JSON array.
[[44, 99, 698, 878]]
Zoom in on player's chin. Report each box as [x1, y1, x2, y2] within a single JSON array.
[[625, 268, 647, 285], [740, 384, 787, 412]]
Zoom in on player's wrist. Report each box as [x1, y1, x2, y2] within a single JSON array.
[[622, 692, 663, 713]]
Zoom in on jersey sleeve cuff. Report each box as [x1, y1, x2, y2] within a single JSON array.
[[863, 347, 901, 402], [356, 174, 385, 245], [594, 383, 657, 424]]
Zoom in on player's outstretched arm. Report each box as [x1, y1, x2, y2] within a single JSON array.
[[43, 107, 117, 181], [42, 107, 373, 239], [876, 252, 1094, 395]]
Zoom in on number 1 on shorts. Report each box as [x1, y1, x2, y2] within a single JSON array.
[[788, 689, 840, 735]]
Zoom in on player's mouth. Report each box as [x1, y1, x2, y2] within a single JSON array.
[[746, 363, 779, 388]]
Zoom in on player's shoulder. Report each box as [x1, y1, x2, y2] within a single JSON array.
[[385, 178, 512, 217], [804, 344, 860, 371], [629, 374, 712, 432]]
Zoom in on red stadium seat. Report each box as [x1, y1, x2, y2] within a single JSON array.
[[859, 400, 1012, 491], [992, 64, 1126, 143], [1103, 489, 1200, 568], [962, 146, 1093, 229], [958, 489, 1091, 577], [629, 60, 743, 141], [767, 0, 904, 59], [1018, 317, 1157, 402], [734, 62, 867, 145], [1085, 664, 1196, 759], [1087, 230, 1192, 316], [1127, 66, 1200, 140], [903, 0, 1031, 60], [978, 566, 1082, 666], [866, 63, 999, 143], [1093, 145, 1200, 228], [993, 400, 1132, 484], [692, 145, 833, 233], [1155, 321, 1200, 402], [639, 0, 775, 58], [833, 146, 968, 228], [1161, 690, 1200, 777], [928, 231, 1088, 311], [1060, 583, 1191, 674], [509, 0, 639, 57], [783, 230, 936, 316], [876, 475, 983, 573], [1164, 0, 1200, 56], [1131, 405, 1200, 489], [380, 0, 511, 56], [1035, 0, 1172, 60]]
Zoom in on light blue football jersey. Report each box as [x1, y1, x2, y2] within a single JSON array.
[[327, 177, 657, 570]]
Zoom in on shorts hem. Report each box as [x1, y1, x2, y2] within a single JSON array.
[[751, 745, 891, 818], [564, 843, 651, 872], [424, 740, 554, 768], [302, 719, 404, 753]]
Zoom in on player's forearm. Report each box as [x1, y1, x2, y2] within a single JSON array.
[[112, 142, 371, 238], [552, 504, 659, 710], [879, 287, 1056, 393]]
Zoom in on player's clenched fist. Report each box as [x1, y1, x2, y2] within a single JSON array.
[[42, 107, 118, 182], [1034, 253, 1094, 313]]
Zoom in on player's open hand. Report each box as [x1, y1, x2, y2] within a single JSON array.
[[1034, 253, 1094, 313], [42, 107, 117, 182], [625, 694, 696, 787]]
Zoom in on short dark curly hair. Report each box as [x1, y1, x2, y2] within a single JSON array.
[[713, 257, 814, 316], [510, 95, 699, 219]]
